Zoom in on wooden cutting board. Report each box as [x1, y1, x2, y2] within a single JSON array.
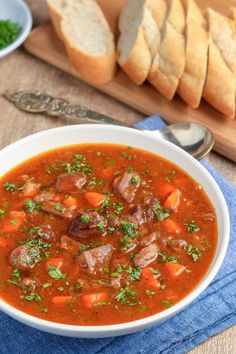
[[24, 0, 236, 162]]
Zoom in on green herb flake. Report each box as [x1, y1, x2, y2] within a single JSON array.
[[128, 266, 141, 281], [154, 201, 170, 221], [43, 283, 51, 288], [10, 219, 18, 226], [152, 269, 160, 275], [25, 199, 41, 214], [160, 284, 166, 290], [20, 293, 42, 302], [57, 287, 64, 292], [54, 202, 66, 214], [131, 175, 140, 185], [0, 20, 21, 50], [4, 182, 20, 192], [81, 213, 90, 223], [88, 177, 96, 186], [48, 265, 66, 280], [162, 300, 174, 308], [127, 166, 134, 173], [186, 222, 200, 234], [186, 244, 202, 262], [120, 221, 139, 238], [93, 301, 111, 307], [146, 290, 156, 296], [97, 220, 106, 232], [0, 208, 6, 219]]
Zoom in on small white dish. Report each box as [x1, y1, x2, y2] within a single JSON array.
[[0, 0, 32, 58], [0, 124, 230, 338]]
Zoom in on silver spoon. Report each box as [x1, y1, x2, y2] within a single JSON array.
[[3, 90, 214, 160]]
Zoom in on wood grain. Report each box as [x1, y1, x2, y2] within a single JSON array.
[[24, 22, 236, 162], [0, 0, 235, 353]]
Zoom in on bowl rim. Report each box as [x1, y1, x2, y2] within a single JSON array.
[[0, 124, 230, 335], [0, 0, 32, 58]]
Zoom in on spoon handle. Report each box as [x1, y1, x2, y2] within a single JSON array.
[[3, 90, 137, 129]]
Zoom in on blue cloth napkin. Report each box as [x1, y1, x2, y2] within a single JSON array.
[[0, 115, 235, 354]]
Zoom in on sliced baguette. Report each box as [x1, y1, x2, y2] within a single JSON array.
[[46, 0, 71, 40], [61, 0, 116, 84], [148, 0, 185, 100], [117, 0, 152, 85], [178, 0, 208, 108], [203, 8, 235, 118]]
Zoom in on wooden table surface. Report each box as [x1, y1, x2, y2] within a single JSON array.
[[0, 1, 235, 352]]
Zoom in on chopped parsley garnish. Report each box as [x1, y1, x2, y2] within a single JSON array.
[[43, 283, 51, 288], [45, 164, 60, 174], [120, 221, 139, 238], [8, 268, 21, 285], [186, 222, 200, 233], [116, 287, 140, 306], [162, 300, 174, 308], [142, 169, 150, 175], [81, 213, 90, 223], [127, 166, 134, 173], [158, 253, 177, 263], [111, 264, 126, 278], [0, 208, 6, 219], [48, 265, 66, 280], [10, 219, 18, 226], [128, 266, 141, 281], [88, 177, 96, 186], [20, 293, 41, 302], [93, 301, 111, 307], [154, 201, 170, 221], [111, 202, 123, 214], [105, 159, 116, 166], [97, 220, 106, 232], [152, 269, 160, 275], [160, 284, 166, 290], [131, 175, 140, 185], [54, 202, 66, 214], [120, 151, 135, 161], [25, 199, 41, 214], [74, 284, 82, 291], [186, 244, 201, 261], [146, 290, 156, 296], [4, 182, 23, 192], [57, 287, 64, 292], [80, 245, 88, 252]]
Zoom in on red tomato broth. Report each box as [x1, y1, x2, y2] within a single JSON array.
[[0, 143, 217, 325]]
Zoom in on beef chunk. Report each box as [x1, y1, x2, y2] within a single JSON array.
[[20, 277, 39, 290], [34, 191, 55, 203], [41, 201, 75, 219], [140, 232, 157, 247], [28, 224, 55, 241], [128, 196, 159, 226], [76, 244, 114, 274], [107, 214, 120, 228], [133, 243, 159, 268], [56, 172, 86, 193], [113, 172, 141, 203], [9, 245, 40, 270], [60, 235, 84, 254], [69, 211, 107, 238]]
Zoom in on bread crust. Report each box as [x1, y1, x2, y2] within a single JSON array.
[[178, 0, 209, 108], [61, 22, 116, 84], [118, 26, 152, 85], [148, 0, 185, 100], [203, 38, 235, 118], [46, 0, 64, 40]]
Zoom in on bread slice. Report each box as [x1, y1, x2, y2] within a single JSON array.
[[117, 0, 152, 85], [60, 0, 116, 84], [148, 0, 185, 100], [178, 0, 208, 108], [46, 0, 71, 40], [203, 8, 235, 118]]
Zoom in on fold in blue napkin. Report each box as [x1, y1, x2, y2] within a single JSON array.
[[1, 116, 235, 354]]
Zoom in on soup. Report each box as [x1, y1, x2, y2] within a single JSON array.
[[0, 144, 217, 325]]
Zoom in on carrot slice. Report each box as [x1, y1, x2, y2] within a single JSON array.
[[82, 292, 108, 308], [157, 183, 175, 198], [84, 192, 106, 208], [145, 279, 160, 290], [0, 237, 9, 247], [63, 196, 77, 207], [163, 219, 181, 234], [46, 258, 64, 270], [165, 262, 186, 277], [141, 267, 155, 282], [52, 296, 73, 305], [163, 189, 181, 211], [2, 211, 25, 233]]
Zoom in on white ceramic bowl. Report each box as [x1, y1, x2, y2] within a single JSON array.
[[0, 0, 32, 58], [0, 125, 230, 338]]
